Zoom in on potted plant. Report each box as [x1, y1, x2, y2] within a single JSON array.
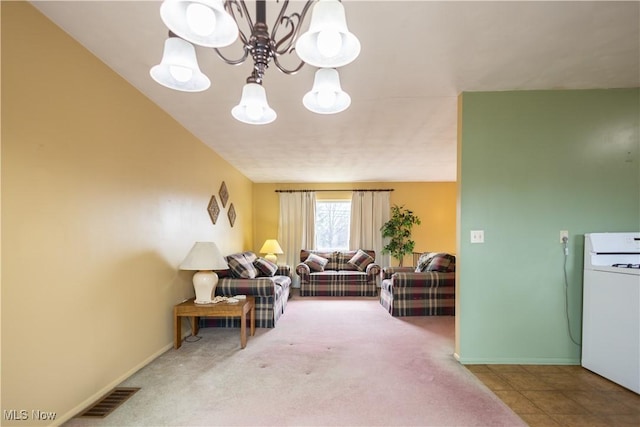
[[380, 204, 421, 266]]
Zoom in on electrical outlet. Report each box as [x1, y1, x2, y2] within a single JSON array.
[[470, 230, 484, 243], [560, 230, 569, 243]]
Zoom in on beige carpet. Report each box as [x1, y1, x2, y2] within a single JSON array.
[[65, 294, 525, 426]]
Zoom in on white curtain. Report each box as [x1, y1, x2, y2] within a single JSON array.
[[349, 191, 390, 267], [278, 192, 316, 287]]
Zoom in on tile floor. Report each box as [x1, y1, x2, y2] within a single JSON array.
[[466, 364, 640, 427]]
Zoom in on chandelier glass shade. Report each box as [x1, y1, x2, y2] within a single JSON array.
[[294, 0, 361, 68], [150, 0, 360, 124], [303, 68, 350, 114], [150, 37, 211, 91], [160, 0, 239, 48], [231, 82, 277, 125]]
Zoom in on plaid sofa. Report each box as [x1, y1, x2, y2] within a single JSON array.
[[296, 250, 380, 297], [200, 252, 291, 329], [380, 253, 456, 316]]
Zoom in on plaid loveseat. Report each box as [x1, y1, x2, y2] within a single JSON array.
[[380, 253, 456, 316], [296, 249, 380, 297], [200, 251, 291, 329]]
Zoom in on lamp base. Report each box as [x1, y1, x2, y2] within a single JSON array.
[[192, 270, 219, 304], [264, 253, 278, 264]]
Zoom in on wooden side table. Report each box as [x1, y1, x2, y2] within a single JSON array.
[[174, 296, 255, 349]]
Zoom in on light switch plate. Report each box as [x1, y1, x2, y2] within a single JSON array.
[[471, 230, 484, 243]]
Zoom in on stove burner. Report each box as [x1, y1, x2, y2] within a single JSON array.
[[612, 263, 640, 269]]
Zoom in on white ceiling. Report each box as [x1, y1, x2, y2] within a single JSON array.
[[31, 1, 639, 183]]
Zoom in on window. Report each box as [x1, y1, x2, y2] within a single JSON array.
[[315, 200, 351, 250]]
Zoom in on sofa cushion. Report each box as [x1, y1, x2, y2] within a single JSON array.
[[254, 257, 278, 277], [304, 253, 329, 272], [226, 252, 258, 279], [425, 253, 456, 273], [347, 249, 375, 272]]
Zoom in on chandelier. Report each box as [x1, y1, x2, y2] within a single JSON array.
[[150, 0, 361, 125]]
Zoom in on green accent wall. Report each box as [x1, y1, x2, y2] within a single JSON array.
[[458, 89, 639, 364]]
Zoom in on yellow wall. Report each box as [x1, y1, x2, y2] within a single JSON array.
[[1, 3, 252, 425], [253, 182, 457, 266]]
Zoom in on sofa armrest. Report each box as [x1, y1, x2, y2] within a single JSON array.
[[381, 266, 415, 280], [295, 263, 310, 282], [217, 277, 289, 297], [389, 271, 456, 288], [276, 265, 291, 277], [366, 263, 381, 277]]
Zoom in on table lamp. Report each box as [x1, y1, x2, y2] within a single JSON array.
[[179, 242, 228, 304], [259, 239, 283, 264]]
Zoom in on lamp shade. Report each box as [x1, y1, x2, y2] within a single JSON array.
[[179, 242, 228, 304], [260, 239, 283, 264], [179, 242, 228, 271], [295, 0, 361, 68], [260, 239, 284, 255], [160, 0, 239, 48], [231, 83, 277, 125], [150, 37, 211, 92], [303, 68, 351, 114]]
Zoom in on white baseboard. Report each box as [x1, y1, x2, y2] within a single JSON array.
[[456, 356, 580, 365], [53, 340, 178, 426]]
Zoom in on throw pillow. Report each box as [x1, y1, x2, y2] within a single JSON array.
[[415, 252, 437, 272], [226, 253, 258, 279], [425, 253, 456, 273], [241, 251, 258, 264], [347, 249, 374, 272], [304, 253, 329, 272], [254, 257, 278, 277]]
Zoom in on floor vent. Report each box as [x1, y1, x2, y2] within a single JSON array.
[[77, 387, 140, 418]]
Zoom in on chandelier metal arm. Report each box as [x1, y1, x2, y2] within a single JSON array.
[[272, 13, 298, 55], [210, 0, 253, 65], [211, 0, 316, 75], [271, 0, 315, 75], [270, 9, 308, 74], [272, 55, 305, 75], [271, 0, 314, 55], [213, 46, 250, 65], [225, 0, 254, 34]]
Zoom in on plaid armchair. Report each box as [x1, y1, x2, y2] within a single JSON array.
[[379, 253, 456, 316]]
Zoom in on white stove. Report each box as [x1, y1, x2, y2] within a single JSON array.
[[585, 231, 640, 274], [582, 232, 640, 394]]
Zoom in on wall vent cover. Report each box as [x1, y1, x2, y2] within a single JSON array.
[[77, 387, 140, 418]]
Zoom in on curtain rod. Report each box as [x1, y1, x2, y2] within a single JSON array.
[[275, 189, 394, 193]]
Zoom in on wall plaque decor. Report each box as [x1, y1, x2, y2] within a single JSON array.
[[207, 195, 220, 224], [219, 181, 229, 208], [227, 203, 236, 227]]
